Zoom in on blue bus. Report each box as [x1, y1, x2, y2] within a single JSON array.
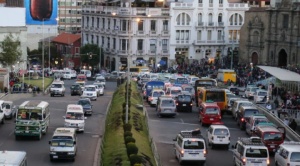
[[145, 81, 165, 100], [171, 76, 189, 87]]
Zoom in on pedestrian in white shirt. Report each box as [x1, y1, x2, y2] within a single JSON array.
[[283, 117, 290, 126], [266, 102, 272, 110]]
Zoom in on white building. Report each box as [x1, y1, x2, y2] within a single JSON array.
[[82, 1, 171, 71], [58, 0, 83, 33], [0, 7, 27, 70], [169, 0, 249, 65]]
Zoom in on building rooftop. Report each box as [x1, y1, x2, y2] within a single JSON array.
[[52, 33, 81, 45]]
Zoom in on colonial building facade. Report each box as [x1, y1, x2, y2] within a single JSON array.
[[169, 0, 249, 66], [239, 0, 300, 66]]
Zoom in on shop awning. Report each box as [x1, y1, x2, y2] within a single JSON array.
[[257, 66, 300, 82]]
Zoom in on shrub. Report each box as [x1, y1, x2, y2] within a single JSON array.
[[127, 143, 138, 156], [125, 136, 136, 144], [123, 123, 132, 131], [122, 102, 126, 109], [129, 154, 142, 166], [124, 131, 133, 138], [122, 113, 131, 122]]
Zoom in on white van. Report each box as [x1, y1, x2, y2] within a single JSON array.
[[173, 129, 207, 165], [80, 69, 92, 78], [64, 104, 86, 132], [232, 137, 269, 166], [207, 123, 230, 149], [63, 70, 72, 80], [2, 101, 14, 119], [49, 127, 77, 162], [0, 151, 27, 166], [275, 141, 300, 166]]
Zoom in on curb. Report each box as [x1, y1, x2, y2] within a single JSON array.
[[93, 99, 112, 166]]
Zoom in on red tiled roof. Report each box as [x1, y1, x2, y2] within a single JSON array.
[[52, 33, 81, 45]]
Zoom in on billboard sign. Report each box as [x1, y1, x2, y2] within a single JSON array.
[[25, 0, 58, 25]]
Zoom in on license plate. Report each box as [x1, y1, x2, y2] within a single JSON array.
[[182, 104, 186, 106], [88, 94, 92, 96], [25, 131, 29, 133], [53, 156, 58, 159], [165, 110, 171, 113], [219, 139, 223, 142], [210, 118, 214, 121]]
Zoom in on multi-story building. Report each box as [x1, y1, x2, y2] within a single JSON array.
[[82, 1, 171, 71], [169, 0, 249, 66], [5, 0, 24, 7], [58, 0, 83, 34], [239, 0, 300, 66]]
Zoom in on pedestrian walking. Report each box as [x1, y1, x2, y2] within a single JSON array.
[[283, 117, 290, 126], [289, 119, 298, 131]]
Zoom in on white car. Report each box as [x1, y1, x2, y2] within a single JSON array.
[[50, 81, 65, 97], [253, 90, 268, 103], [2, 101, 14, 119], [148, 89, 165, 106], [207, 123, 230, 149], [63, 70, 72, 80], [95, 76, 106, 88], [244, 87, 259, 99], [93, 83, 104, 96], [81, 85, 98, 101]]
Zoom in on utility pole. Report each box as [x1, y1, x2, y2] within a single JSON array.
[[231, 39, 234, 70], [99, 46, 101, 72]]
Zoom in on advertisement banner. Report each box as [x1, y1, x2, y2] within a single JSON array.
[[25, 0, 58, 25]]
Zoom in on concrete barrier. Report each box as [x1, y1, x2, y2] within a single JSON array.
[[256, 105, 300, 142]]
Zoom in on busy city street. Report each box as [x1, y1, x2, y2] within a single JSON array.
[[0, 79, 115, 166]]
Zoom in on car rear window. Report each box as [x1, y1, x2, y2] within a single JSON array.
[[206, 108, 219, 114], [258, 92, 267, 96], [263, 132, 283, 141], [153, 91, 164, 97], [244, 109, 259, 117], [290, 152, 300, 162], [161, 100, 175, 107], [214, 128, 229, 135], [245, 148, 268, 158], [178, 95, 191, 101], [183, 140, 204, 149]]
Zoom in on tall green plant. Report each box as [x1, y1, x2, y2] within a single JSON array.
[[0, 33, 22, 67]]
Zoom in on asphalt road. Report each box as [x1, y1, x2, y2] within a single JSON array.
[[0, 79, 116, 166], [146, 90, 279, 166]]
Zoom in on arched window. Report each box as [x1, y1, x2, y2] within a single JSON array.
[[218, 13, 222, 23], [198, 13, 203, 23], [229, 13, 243, 25], [176, 13, 191, 25], [208, 13, 213, 23]]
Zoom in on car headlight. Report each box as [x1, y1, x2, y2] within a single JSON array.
[[50, 151, 56, 155], [68, 152, 75, 155]]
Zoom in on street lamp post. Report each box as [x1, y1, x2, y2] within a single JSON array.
[[42, 19, 45, 93], [99, 46, 101, 72]]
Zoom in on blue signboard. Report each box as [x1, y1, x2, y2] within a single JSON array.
[[25, 0, 58, 25]]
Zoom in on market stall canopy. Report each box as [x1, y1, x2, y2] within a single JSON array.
[[257, 66, 300, 82]]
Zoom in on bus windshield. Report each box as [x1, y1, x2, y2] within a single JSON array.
[[17, 109, 43, 120], [51, 137, 74, 147], [206, 91, 225, 102], [245, 148, 268, 158], [263, 132, 283, 141], [175, 78, 188, 84], [66, 112, 84, 120]]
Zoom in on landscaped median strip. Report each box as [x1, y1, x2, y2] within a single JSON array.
[[101, 81, 156, 166]]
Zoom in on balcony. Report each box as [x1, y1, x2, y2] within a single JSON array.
[[105, 48, 111, 52], [198, 3, 203, 7], [176, 40, 189, 44], [194, 40, 206, 44], [118, 50, 129, 55], [218, 4, 223, 8], [111, 49, 117, 54], [218, 22, 224, 27], [196, 22, 204, 27], [208, 22, 214, 26], [106, 29, 110, 33], [137, 31, 145, 36], [161, 31, 169, 36], [149, 31, 157, 36], [148, 50, 156, 55], [209, 3, 213, 7], [90, 27, 94, 30], [161, 50, 169, 55], [136, 50, 144, 55], [207, 40, 216, 43]]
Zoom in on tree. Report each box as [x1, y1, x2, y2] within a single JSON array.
[[0, 33, 22, 67], [80, 44, 103, 68]]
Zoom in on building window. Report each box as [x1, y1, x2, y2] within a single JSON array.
[[150, 39, 156, 51], [87, 17, 90, 26], [176, 30, 180, 40], [198, 13, 202, 24], [176, 30, 190, 40], [138, 21, 143, 31], [219, 0, 223, 4], [108, 18, 111, 29], [113, 19, 117, 29], [121, 20, 127, 31], [96, 36, 99, 45], [101, 36, 104, 46], [198, 0, 202, 3], [137, 39, 143, 50], [102, 18, 105, 28], [197, 30, 202, 40], [121, 39, 127, 50], [150, 20, 156, 31], [97, 18, 99, 28], [176, 13, 191, 25], [218, 13, 222, 22], [86, 34, 89, 42], [113, 38, 116, 49], [217, 30, 222, 40], [209, 0, 213, 3], [208, 13, 213, 23], [229, 13, 243, 25], [185, 30, 189, 40], [92, 17, 94, 27], [163, 20, 168, 31], [162, 39, 168, 50], [283, 14, 289, 29], [75, 47, 80, 54], [207, 30, 212, 40], [91, 35, 94, 44], [107, 37, 110, 48]]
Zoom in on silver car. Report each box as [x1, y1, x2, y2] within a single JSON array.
[[156, 96, 177, 118]]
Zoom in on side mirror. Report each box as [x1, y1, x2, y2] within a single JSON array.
[[49, 141, 51, 145]]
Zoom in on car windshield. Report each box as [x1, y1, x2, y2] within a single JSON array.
[[85, 87, 95, 91], [178, 95, 191, 102], [254, 118, 269, 125], [17, 109, 43, 120], [206, 108, 219, 114], [245, 109, 259, 117], [66, 112, 84, 120], [51, 138, 74, 147], [161, 100, 175, 107], [263, 133, 283, 141], [245, 148, 268, 158], [290, 152, 300, 162], [213, 128, 229, 135], [78, 100, 90, 106], [153, 91, 164, 97], [183, 140, 204, 149], [52, 84, 62, 88], [258, 91, 267, 96], [170, 90, 181, 95], [251, 88, 259, 92], [184, 87, 193, 92]]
